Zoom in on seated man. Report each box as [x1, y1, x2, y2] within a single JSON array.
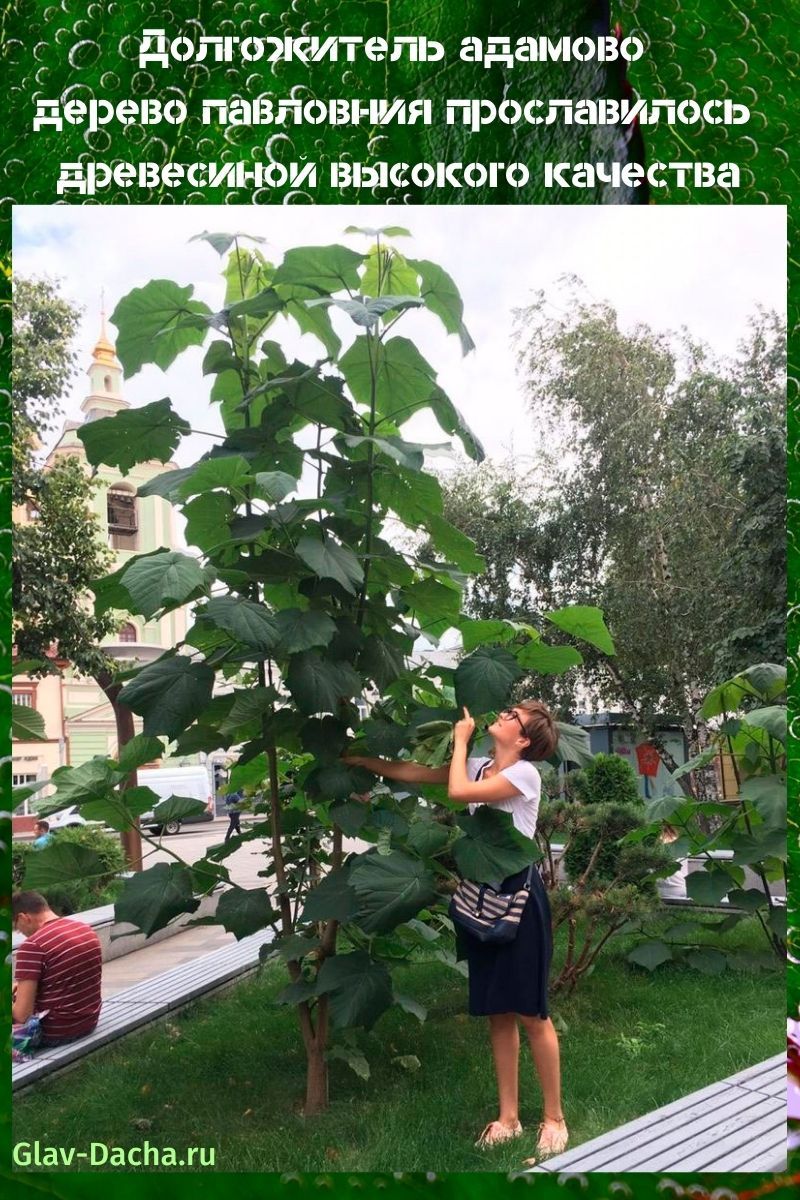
[[31, 819, 53, 849], [12, 891, 102, 1046]]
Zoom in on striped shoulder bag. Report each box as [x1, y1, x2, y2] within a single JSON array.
[[448, 759, 535, 944]]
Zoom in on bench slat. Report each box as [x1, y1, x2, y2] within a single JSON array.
[[550, 1086, 768, 1172], [12, 929, 273, 1091]]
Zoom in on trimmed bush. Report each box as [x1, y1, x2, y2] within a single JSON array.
[[13, 824, 126, 915]]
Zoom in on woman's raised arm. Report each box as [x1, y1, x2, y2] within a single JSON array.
[[342, 754, 450, 785]]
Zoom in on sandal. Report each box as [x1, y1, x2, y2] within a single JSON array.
[[475, 1118, 523, 1148], [534, 1118, 566, 1156]]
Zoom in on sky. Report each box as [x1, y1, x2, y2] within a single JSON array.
[[13, 203, 787, 476]]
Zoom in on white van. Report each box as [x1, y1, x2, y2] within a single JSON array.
[[138, 765, 214, 835]]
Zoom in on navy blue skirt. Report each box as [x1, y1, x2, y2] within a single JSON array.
[[456, 864, 553, 1018]]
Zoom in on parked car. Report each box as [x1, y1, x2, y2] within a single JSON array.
[[138, 765, 215, 835], [46, 805, 96, 831]]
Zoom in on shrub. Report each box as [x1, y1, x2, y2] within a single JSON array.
[[568, 751, 644, 808], [13, 825, 126, 915]]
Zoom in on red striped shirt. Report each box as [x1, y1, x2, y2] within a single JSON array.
[[15, 917, 102, 1040]]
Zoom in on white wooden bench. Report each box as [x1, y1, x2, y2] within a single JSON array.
[[12, 927, 274, 1092], [526, 1053, 786, 1174]]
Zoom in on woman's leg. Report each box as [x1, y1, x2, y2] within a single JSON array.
[[488, 1012, 520, 1125], [518, 1014, 567, 1150]]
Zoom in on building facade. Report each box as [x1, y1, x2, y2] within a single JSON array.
[[13, 313, 189, 799]]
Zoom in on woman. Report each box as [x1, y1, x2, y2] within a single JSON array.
[[343, 699, 568, 1161]]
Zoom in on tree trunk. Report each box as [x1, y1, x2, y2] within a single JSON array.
[[96, 669, 142, 871], [304, 1042, 329, 1115]]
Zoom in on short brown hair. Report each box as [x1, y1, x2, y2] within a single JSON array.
[[516, 699, 559, 761], [12, 891, 49, 919]]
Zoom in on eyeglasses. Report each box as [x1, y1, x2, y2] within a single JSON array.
[[499, 708, 528, 739]]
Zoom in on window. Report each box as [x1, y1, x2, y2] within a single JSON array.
[[119, 623, 137, 643], [13, 689, 35, 709], [107, 487, 138, 550], [13, 772, 39, 787], [104, 374, 113, 392]]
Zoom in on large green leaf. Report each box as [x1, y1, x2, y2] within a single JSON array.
[[315, 950, 393, 1030], [296, 534, 364, 595], [701, 663, 786, 717], [427, 385, 485, 462], [80, 785, 161, 831], [361, 243, 420, 296], [11, 702, 46, 741], [115, 735, 164, 774], [182, 491, 235, 552], [553, 722, 594, 767], [23, 843, 105, 890], [376, 465, 444, 525], [49, 757, 124, 805], [272, 244, 364, 294], [361, 719, 410, 758], [78, 399, 191, 475], [119, 654, 215, 738], [149, 795, 210, 823], [115, 862, 199, 936], [175, 455, 254, 498], [422, 513, 485, 574], [739, 705, 787, 746], [516, 642, 584, 675], [111, 279, 212, 377], [115, 550, 214, 619], [358, 637, 406, 690], [340, 433, 431, 471], [349, 852, 438, 934], [738, 775, 786, 829], [686, 949, 728, 975], [328, 800, 370, 835], [306, 762, 373, 803], [406, 818, 452, 859], [308, 295, 423, 330], [544, 605, 615, 655], [300, 715, 350, 761], [301, 867, 360, 923], [454, 646, 523, 713], [452, 808, 538, 883], [627, 941, 673, 971], [215, 887, 275, 940], [407, 257, 475, 355], [137, 467, 197, 500], [401, 576, 463, 631], [340, 335, 436, 425], [730, 829, 787, 864], [202, 597, 281, 654], [219, 687, 278, 737], [285, 651, 362, 715], [458, 619, 530, 655], [685, 868, 734, 905]]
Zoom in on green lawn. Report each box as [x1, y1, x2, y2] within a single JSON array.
[[14, 915, 784, 1172]]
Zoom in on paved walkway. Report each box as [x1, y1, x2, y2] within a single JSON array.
[[102, 925, 237, 996]]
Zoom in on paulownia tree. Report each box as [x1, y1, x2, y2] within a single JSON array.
[[23, 230, 618, 1113]]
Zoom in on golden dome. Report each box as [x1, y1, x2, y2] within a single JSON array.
[[91, 295, 120, 367]]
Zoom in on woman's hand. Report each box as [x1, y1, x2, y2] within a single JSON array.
[[453, 706, 476, 747]]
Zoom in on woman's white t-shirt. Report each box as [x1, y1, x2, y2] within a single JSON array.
[[466, 756, 541, 839]]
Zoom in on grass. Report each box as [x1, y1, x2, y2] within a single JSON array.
[[13, 914, 784, 1172]]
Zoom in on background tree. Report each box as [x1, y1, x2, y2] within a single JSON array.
[[12, 276, 115, 674], [437, 286, 785, 791]]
